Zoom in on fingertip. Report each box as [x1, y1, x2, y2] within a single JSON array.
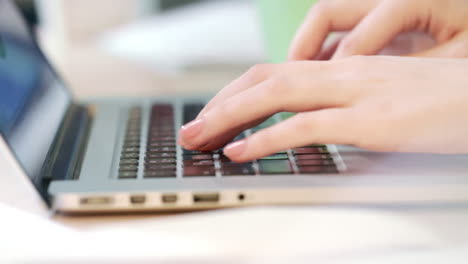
[[287, 50, 308, 61], [287, 41, 306, 61], [224, 140, 247, 160]]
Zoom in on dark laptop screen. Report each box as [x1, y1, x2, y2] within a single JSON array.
[[0, 0, 71, 184]]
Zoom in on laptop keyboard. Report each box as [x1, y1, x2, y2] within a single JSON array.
[[118, 103, 339, 179], [118, 107, 142, 179]]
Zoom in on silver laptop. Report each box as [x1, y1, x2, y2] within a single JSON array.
[[1, 0, 468, 214]]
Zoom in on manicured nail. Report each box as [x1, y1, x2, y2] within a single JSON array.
[[224, 140, 246, 157], [180, 119, 204, 140]]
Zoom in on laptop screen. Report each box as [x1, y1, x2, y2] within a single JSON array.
[[0, 1, 71, 186]]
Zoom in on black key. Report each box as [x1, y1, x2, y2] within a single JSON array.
[[221, 163, 255, 176], [152, 104, 173, 111], [146, 164, 177, 171], [125, 131, 141, 137], [297, 159, 335, 166], [119, 165, 138, 172], [146, 152, 177, 159], [147, 141, 176, 147], [122, 147, 140, 153], [149, 136, 175, 142], [183, 154, 213, 160], [295, 154, 332, 160], [151, 118, 173, 122], [149, 131, 175, 137], [146, 147, 176, 154], [145, 158, 176, 165], [183, 104, 205, 123], [149, 130, 174, 136], [258, 160, 292, 174], [146, 146, 176, 153], [259, 154, 289, 160], [120, 159, 139, 165], [184, 166, 216, 177], [219, 154, 231, 162], [151, 125, 174, 130], [126, 123, 141, 128], [184, 160, 215, 166], [119, 171, 137, 179], [144, 170, 176, 178], [298, 166, 338, 174], [124, 139, 141, 145], [124, 136, 141, 142], [121, 153, 140, 159], [128, 118, 141, 122], [183, 149, 210, 155], [123, 142, 140, 148]]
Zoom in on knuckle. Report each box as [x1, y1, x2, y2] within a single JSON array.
[[220, 101, 240, 121], [265, 76, 291, 96], [291, 114, 315, 134], [247, 64, 272, 79]]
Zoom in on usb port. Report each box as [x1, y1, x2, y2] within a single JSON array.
[[193, 193, 219, 203], [161, 193, 178, 204], [130, 194, 146, 205], [80, 196, 113, 206]]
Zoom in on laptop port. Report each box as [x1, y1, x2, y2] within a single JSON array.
[[161, 193, 178, 204], [130, 194, 146, 205], [80, 196, 113, 206], [193, 193, 219, 203]]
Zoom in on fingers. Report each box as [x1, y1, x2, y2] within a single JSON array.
[[224, 109, 353, 162], [314, 34, 344, 61], [196, 64, 275, 119], [332, 1, 412, 59], [196, 62, 326, 119], [288, 0, 378, 61], [186, 117, 267, 151], [179, 74, 353, 150]]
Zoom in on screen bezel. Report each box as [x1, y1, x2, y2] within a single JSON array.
[[0, 0, 75, 205]]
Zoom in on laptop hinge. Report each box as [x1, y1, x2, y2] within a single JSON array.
[[40, 104, 92, 183]]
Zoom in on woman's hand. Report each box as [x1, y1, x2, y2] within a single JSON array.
[[289, 0, 468, 60], [179, 56, 468, 162]]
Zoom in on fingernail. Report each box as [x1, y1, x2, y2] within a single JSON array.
[[224, 140, 246, 157], [180, 119, 204, 140]]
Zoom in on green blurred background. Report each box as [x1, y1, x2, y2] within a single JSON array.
[[256, 0, 317, 62]]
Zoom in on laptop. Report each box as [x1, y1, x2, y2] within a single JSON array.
[[1, 0, 468, 214]]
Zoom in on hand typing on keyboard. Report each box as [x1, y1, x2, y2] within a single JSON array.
[[179, 0, 468, 162], [179, 57, 468, 161]]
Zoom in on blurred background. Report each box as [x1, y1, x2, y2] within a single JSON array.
[[12, 0, 314, 98]]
